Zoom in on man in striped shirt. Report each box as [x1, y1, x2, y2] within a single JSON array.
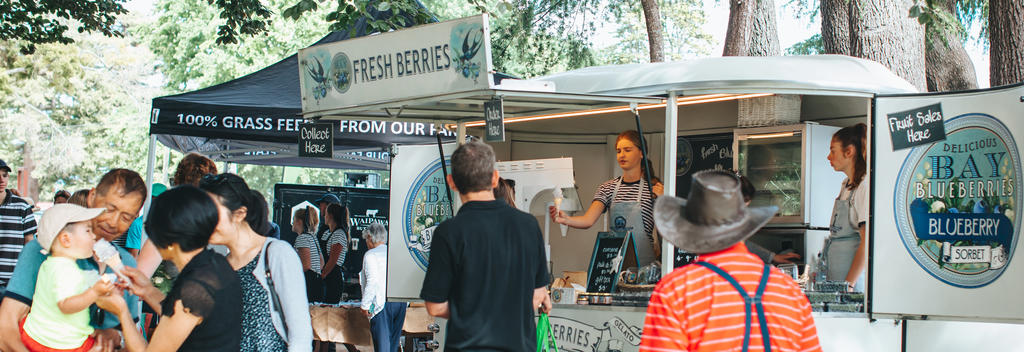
[[0, 159, 37, 296], [641, 170, 820, 352]]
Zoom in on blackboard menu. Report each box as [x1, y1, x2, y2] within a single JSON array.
[[885, 103, 947, 151], [586, 232, 634, 293], [673, 248, 700, 268], [676, 133, 734, 197]]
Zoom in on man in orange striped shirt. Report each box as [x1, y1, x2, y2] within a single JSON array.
[[641, 170, 821, 352]]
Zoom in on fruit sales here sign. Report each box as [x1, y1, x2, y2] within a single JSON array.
[[872, 84, 1024, 322]]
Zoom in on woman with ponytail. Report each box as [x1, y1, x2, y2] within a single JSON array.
[[820, 123, 869, 292], [549, 130, 664, 266], [321, 203, 350, 304], [199, 173, 312, 352], [292, 206, 324, 302]]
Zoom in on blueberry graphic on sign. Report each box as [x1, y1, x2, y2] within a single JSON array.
[[329, 52, 352, 94]]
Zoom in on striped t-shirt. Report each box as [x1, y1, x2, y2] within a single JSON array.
[[593, 177, 656, 235], [326, 229, 349, 267], [1, 190, 37, 287], [293, 232, 323, 275], [640, 242, 821, 352]]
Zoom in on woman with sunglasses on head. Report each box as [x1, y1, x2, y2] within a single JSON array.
[[98, 185, 242, 352], [549, 130, 664, 266], [199, 173, 312, 352], [320, 203, 350, 304]]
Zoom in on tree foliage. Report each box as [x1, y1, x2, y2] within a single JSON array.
[[786, 34, 823, 55], [601, 0, 712, 64], [0, 24, 158, 201], [0, 0, 129, 54], [138, 0, 333, 92]]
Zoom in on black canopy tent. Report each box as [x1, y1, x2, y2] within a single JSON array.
[[148, 7, 451, 171]]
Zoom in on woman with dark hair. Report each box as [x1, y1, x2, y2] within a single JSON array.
[[321, 203, 349, 303], [67, 189, 90, 207], [99, 186, 242, 352], [199, 173, 312, 352], [549, 130, 664, 265], [821, 123, 869, 292], [137, 153, 220, 276], [292, 206, 324, 302], [493, 177, 516, 208]]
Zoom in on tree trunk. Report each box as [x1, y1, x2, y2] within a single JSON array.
[[925, 1, 978, 92], [849, 0, 927, 91], [748, 0, 780, 56], [990, 0, 1024, 86], [820, 0, 851, 55], [19, 142, 38, 203], [640, 0, 666, 62], [723, 0, 754, 56]]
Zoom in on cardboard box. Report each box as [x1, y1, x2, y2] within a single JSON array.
[[551, 287, 579, 305]]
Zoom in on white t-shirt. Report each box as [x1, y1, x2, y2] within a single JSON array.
[[838, 176, 870, 227]]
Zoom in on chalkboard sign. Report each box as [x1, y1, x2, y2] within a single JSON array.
[[673, 247, 700, 268], [484, 98, 505, 142], [885, 103, 947, 151], [586, 232, 636, 293], [298, 123, 334, 158], [676, 133, 734, 197]]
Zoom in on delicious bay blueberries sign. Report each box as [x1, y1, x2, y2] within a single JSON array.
[[403, 158, 453, 271], [299, 15, 492, 113], [894, 113, 1022, 288]]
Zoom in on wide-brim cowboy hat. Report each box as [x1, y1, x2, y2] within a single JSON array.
[[654, 170, 778, 254]]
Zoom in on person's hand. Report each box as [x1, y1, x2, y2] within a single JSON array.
[[361, 309, 371, 318], [538, 293, 552, 314], [652, 182, 664, 197], [772, 252, 801, 264], [88, 328, 122, 352], [547, 206, 567, 224], [119, 267, 155, 298], [95, 290, 128, 316], [90, 277, 116, 297]]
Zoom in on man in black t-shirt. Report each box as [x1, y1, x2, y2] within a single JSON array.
[[420, 141, 552, 351]]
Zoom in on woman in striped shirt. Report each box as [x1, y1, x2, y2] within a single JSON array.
[[292, 206, 323, 302], [321, 203, 349, 304], [549, 130, 664, 265]]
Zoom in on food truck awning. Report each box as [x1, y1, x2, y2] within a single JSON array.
[[531, 55, 920, 97]]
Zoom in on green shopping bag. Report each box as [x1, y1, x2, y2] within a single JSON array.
[[536, 313, 559, 352]]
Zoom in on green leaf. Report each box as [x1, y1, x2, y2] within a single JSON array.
[[376, 1, 391, 12]]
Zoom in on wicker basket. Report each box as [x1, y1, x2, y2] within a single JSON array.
[[737, 94, 801, 127]]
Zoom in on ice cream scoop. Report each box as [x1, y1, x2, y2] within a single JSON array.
[[93, 239, 127, 279]]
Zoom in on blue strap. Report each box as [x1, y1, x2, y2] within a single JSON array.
[[695, 261, 772, 352]]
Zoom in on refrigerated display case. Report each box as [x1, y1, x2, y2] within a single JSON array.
[[734, 122, 845, 228]]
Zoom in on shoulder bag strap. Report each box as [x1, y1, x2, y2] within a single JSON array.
[[695, 261, 772, 352], [263, 241, 290, 338]]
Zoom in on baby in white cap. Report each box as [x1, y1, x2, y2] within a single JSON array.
[[18, 204, 114, 351]]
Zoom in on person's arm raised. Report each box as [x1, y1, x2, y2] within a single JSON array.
[[549, 200, 606, 230]]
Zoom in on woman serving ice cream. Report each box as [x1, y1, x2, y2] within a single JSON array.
[[548, 130, 663, 265]]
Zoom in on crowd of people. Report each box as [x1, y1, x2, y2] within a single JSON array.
[[0, 123, 865, 352], [0, 153, 402, 352]]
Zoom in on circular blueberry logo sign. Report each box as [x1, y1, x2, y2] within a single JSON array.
[[894, 114, 1021, 288], [403, 159, 453, 271]]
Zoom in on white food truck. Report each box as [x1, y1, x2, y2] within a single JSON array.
[[299, 15, 1024, 351]]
